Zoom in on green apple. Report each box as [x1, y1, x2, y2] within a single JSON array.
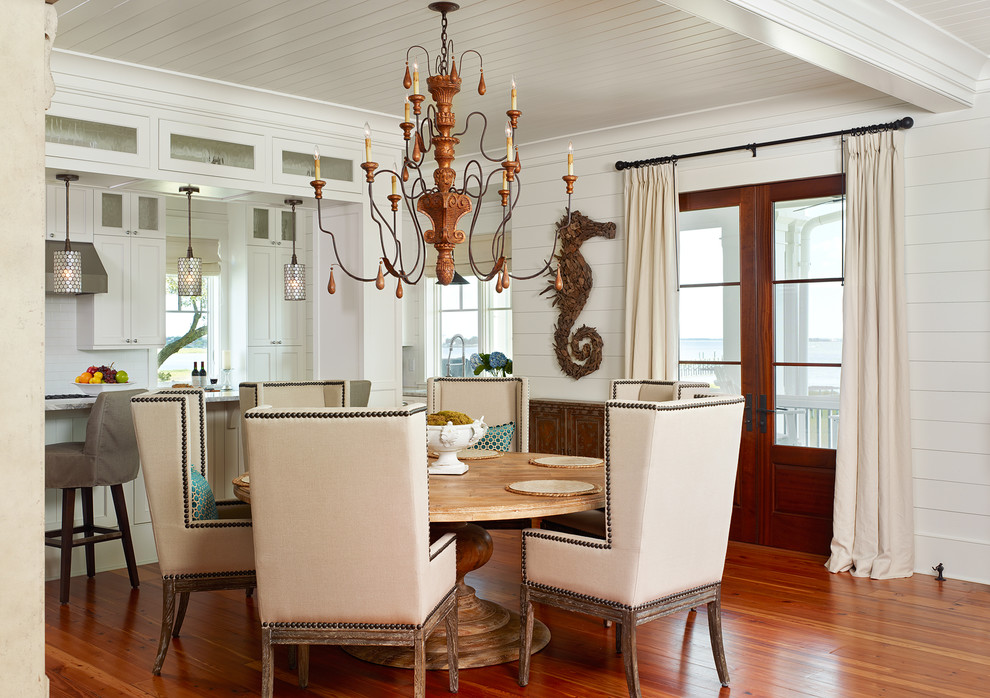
[[116, 370, 129, 383]]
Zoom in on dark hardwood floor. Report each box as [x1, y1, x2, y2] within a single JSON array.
[[46, 532, 989, 697]]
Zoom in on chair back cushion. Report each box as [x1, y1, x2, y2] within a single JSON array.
[[609, 379, 711, 402], [427, 376, 529, 451], [244, 404, 451, 626], [524, 396, 744, 607], [85, 388, 146, 485], [131, 388, 254, 576]]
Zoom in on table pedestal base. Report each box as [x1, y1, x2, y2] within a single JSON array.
[[344, 523, 549, 669]]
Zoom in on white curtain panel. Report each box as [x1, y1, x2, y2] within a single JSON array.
[[827, 130, 914, 579], [622, 163, 679, 379]]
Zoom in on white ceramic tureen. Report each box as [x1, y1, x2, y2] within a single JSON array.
[[426, 416, 487, 475]]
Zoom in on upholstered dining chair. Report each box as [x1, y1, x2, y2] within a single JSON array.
[[242, 403, 458, 698], [130, 388, 255, 675], [519, 396, 746, 697], [426, 376, 529, 452], [45, 388, 146, 604], [609, 378, 711, 402]]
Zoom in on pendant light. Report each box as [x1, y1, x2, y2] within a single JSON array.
[[177, 186, 202, 296], [52, 174, 82, 294], [283, 199, 305, 301]]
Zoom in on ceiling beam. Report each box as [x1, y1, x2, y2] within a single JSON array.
[[661, 0, 986, 112]]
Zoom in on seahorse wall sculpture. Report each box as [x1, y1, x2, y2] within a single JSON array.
[[540, 210, 617, 379]]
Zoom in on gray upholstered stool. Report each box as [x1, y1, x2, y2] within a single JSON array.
[[45, 388, 145, 604]]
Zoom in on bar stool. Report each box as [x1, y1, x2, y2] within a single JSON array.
[[45, 388, 145, 604]]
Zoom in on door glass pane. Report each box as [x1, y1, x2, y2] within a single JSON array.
[[101, 192, 123, 229], [679, 363, 741, 396], [137, 196, 159, 231], [252, 208, 269, 240], [280, 210, 295, 242], [679, 285, 741, 362], [775, 366, 841, 448], [774, 282, 843, 363], [677, 206, 740, 284], [774, 197, 843, 280], [46, 115, 138, 154]]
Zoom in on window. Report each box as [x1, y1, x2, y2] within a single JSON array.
[[429, 278, 512, 378], [158, 275, 220, 385]]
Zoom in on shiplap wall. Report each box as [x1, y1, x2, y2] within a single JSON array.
[[510, 84, 990, 583]]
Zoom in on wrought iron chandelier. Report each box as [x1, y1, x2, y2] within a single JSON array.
[[311, 1, 576, 297]]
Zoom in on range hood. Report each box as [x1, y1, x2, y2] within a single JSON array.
[[44, 241, 108, 294]]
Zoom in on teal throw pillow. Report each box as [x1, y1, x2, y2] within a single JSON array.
[[189, 466, 218, 521], [471, 421, 515, 452]]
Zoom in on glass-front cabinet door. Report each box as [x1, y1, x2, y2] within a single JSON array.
[[96, 190, 165, 238]]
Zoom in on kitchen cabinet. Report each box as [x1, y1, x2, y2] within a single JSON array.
[[77, 233, 166, 349], [530, 399, 605, 459], [245, 345, 305, 382], [245, 242, 305, 380], [94, 190, 165, 238], [245, 205, 296, 247], [45, 183, 93, 242]]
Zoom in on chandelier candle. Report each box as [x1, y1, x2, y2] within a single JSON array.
[[314, 146, 320, 180], [311, 1, 578, 292], [568, 142, 574, 176]]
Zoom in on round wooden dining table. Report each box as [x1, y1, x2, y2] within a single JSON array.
[[233, 451, 605, 669]]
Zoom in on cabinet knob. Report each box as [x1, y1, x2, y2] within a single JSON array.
[[132, 230, 138, 236], [125, 338, 131, 343], [133, 338, 138, 343]]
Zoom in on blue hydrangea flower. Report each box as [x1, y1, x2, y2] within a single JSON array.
[[489, 351, 508, 368], [468, 353, 483, 370]]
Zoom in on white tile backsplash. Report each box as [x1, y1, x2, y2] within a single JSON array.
[[45, 295, 152, 395]]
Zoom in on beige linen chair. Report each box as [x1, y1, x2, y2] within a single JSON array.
[[519, 396, 746, 697], [243, 403, 458, 698], [45, 388, 145, 604], [131, 388, 256, 675], [426, 376, 529, 451]]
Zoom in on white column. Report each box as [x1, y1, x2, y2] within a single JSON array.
[[0, 0, 51, 694]]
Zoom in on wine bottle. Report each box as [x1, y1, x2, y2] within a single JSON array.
[[192, 362, 201, 388], [197, 362, 206, 388]]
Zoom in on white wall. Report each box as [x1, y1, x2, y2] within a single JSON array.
[[511, 83, 990, 583]]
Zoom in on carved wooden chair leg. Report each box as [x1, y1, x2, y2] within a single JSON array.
[[706, 595, 730, 687], [288, 644, 297, 670], [518, 584, 534, 686], [615, 621, 622, 654], [172, 592, 191, 637], [246, 587, 254, 598], [296, 644, 309, 688], [57, 488, 76, 604], [413, 632, 426, 698], [153, 579, 177, 675], [621, 613, 640, 698], [81, 487, 96, 577], [445, 598, 459, 693], [261, 626, 274, 698]]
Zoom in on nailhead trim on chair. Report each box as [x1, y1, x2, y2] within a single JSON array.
[[524, 580, 720, 612], [608, 397, 746, 412], [430, 376, 528, 451], [675, 381, 711, 399], [240, 381, 347, 409], [262, 588, 456, 631], [132, 393, 251, 530], [244, 407, 426, 419], [610, 379, 676, 399], [164, 569, 256, 580]]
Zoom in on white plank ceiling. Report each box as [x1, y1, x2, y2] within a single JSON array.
[[897, 0, 990, 55], [50, 0, 990, 143], [51, 0, 854, 143]]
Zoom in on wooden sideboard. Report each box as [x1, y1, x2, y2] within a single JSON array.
[[529, 399, 606, 459]]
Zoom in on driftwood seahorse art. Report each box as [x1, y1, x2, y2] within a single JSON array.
[[540, 210, 617, 379]]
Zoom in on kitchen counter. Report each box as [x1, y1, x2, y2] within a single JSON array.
[[45, 388, 241, 411]]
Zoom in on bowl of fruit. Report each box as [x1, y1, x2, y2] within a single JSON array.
[[73, 364, 131, 394]]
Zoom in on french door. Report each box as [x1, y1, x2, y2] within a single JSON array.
[[678, 174, 843, 554]]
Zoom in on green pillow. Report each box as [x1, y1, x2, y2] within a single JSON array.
[[471, 421, 514, 452], [189, 466, 218, 521]]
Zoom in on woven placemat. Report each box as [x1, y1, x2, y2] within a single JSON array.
[[529, 455, 604, 469], [505, 480, 602, 497], [428, 449, 504, 461], [232, 474, 250, 488]]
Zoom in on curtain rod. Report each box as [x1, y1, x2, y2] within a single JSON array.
[[613, 116, 914, 171]]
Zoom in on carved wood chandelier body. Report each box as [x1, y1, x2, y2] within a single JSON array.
[[311, 1, 575, 296]]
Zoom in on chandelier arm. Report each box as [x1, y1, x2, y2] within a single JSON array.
[[458, 49, 483, 74], [503, 178, 559, 281], [368, 194, 399, 265], [313, 199, 378, 282], [406, 46, 432, 77], [459, 159, 487, 198]]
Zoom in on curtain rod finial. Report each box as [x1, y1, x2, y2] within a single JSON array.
[[897, 116, 914, 130]]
